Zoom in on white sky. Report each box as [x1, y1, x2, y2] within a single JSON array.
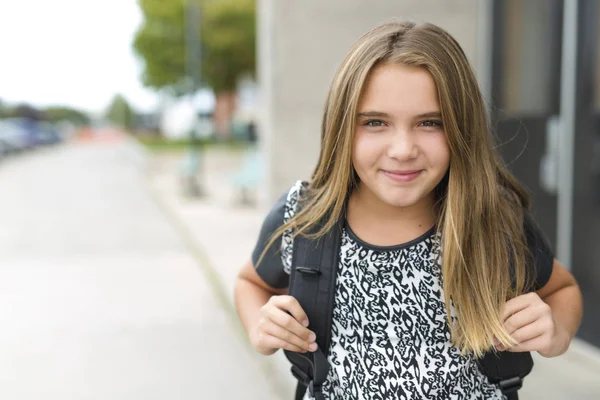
[[0, 0, 160, 114]]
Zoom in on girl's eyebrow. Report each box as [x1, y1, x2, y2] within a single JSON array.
[[415, 111, 442, 119], [356, 111, 390, 118], [356, 110, 442, 119]]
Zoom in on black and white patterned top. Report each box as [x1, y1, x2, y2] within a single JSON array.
[[252, 181, 554, 400]]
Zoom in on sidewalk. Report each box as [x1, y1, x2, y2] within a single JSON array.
[[0, 138, 282, 400], [142, 144, 600, 399], [142, 147, 297, 398]]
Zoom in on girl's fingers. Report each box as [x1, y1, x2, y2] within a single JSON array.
[[270, 295, 310, 328], [501, 292, 541, 322], [503, 308, 539, 336], [263, 321, 318, 352], [505, 334, 548, 353], [508, 322, 545, 347], [265, 304, 316, 343], [260, 333, 308, 353]]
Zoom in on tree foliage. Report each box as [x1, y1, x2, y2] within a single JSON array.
[[104, 94, 135, 129], [133, 0, 187, 91], [133, 0, 255, 95], [44, 107, 90, 125], [201, 0, 255, 93], [0, 100, 89, 125]]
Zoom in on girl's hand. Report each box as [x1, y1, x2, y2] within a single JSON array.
[[251, 295, 318, 356], [496, 292, 569, 357]]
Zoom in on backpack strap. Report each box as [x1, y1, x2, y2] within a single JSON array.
[[477, 349, 533, 398], [284, 215, 343, 400]]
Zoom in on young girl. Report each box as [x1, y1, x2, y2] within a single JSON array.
[[234, 21, 583, 399]]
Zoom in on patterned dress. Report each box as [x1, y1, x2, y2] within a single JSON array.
[[280, 181, 504, 400]]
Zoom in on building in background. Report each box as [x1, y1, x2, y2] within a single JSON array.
[[258, 0, 600, 348], [489, 0, 599, 349]]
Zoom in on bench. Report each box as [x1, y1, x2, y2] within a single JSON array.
[[230, 148, 263, 205]]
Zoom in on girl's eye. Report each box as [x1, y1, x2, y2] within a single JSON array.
[[364, 119, 386, 128], [420, 120, 443, 128]]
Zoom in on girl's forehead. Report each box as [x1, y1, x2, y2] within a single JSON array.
[[358, 63, 440, 114]]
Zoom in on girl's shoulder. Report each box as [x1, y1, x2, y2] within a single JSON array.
[[250, 179, 309, 286], [279, 180, 309, 274], [283, 180, 310, 222], [257, 179, 309, 228]]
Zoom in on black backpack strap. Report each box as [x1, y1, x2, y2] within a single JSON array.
[[284, 215, 343, 400], [477, 349, 533, 397], [476, 231, 535, 398]]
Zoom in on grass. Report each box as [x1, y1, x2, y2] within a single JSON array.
[[136, 136, 252, 153]]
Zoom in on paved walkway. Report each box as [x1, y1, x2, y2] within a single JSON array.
[[0, 138, 280, 400], [145, 145, 600, 400]]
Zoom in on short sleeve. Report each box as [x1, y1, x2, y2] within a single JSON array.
[[250, 180, 309, 288], [251, 190, 289, 289], [523, 210, 555, 291]]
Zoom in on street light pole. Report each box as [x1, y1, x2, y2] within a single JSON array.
[[182, 0, 203, 197]]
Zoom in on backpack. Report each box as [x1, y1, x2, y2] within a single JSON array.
[[283, 214, 533, 400]]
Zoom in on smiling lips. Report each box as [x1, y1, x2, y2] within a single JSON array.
[[382, 169, 422, 182]]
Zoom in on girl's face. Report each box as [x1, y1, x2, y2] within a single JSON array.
[[352, 63, 450, 210]]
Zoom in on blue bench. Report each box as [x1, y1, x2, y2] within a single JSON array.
[[230, 148, 263, 204]]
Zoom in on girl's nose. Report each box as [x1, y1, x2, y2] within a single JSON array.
[[387, 129, 418, 160]]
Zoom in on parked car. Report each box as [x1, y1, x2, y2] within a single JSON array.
[[37, 122, 62, 145], [0, 138, 11, 158], [4, 118, 44, 148], [0, 119, 31, 152]]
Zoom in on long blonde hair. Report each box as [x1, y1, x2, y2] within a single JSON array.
[[260, 21, 534, 357]]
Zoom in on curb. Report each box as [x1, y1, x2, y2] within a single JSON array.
[[136, 148, 292, 399]]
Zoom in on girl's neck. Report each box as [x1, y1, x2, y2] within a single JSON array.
[[346, 185, 437, 247]]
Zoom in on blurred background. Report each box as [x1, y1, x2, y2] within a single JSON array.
[[0, 0, 599, 399]]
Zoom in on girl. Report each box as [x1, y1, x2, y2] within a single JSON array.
[[234, 21, 583, 399]]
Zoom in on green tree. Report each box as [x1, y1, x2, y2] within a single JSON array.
[[200, 0, 256, 93], [43, 106, 90, 125], [133, 0, 187, 92], [133, 0, 256, 136], [133, 0, 255, 93], [105, 94, 135, 129]]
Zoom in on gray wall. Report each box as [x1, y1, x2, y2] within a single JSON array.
[[258, 0, 485, 204]]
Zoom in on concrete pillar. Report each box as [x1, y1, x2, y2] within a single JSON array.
[[258, 0, 483, 204]]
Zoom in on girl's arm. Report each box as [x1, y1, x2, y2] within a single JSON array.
[[535, 260, 583, 354], [234, 259, 317, 356], [497, 260, 583, 357]]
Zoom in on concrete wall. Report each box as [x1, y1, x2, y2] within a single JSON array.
[[258, 0, 485, 204]]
